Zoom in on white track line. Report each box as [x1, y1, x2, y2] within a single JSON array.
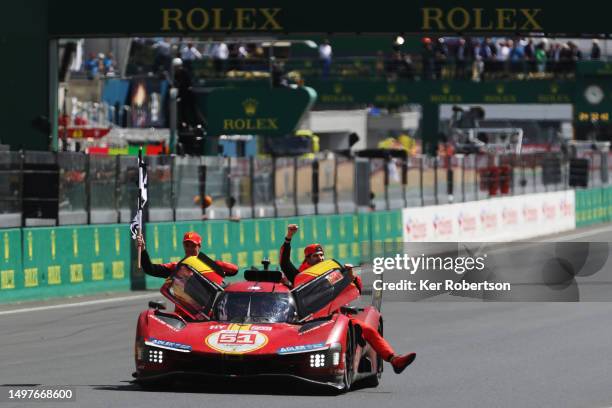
[[0, 293, 158, 316], [543, 223, 612, 242]]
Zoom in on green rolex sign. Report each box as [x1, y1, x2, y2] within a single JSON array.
[[202, 87, 317, 137]]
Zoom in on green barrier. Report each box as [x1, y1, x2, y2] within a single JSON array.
[[0, 229, 22, 296], [605, 187, 612, 222], [0, 210, 405, 302], [1, 225, 130, 304], [576, 188, 606, 228]]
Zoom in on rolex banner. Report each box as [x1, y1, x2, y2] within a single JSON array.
[[200, 87, 317, 137]]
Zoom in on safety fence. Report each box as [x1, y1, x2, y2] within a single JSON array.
[[0, 210, 402, 303], [1, 150, 610, 229]]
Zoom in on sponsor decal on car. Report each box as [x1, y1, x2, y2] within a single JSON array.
[[209, 323, 273, 332], [325, 271, 344, 285], [205, 330, 269, 354], [145, 337, 192, 352], [277, 342, 328, 355], [250, 325, 273, 331], [298, 319, 334, 335], [151, 315, 181, 332]]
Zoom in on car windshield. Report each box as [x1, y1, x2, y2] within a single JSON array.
[[214, 292, 296, 323]]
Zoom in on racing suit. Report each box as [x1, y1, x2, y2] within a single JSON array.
[[280, 238, 393, 360], [279, 237, 362, 290], [140, 249, 238, 285], [279, 237, 301, 284], [293, 268, 395, 361]]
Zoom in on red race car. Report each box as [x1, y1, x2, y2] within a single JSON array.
[[133, 258, 384, 392]]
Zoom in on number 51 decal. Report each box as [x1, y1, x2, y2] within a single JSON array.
[[218, 332, 256, 344]]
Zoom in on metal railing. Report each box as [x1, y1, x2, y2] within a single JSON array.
[[0, 150, 608, 228]]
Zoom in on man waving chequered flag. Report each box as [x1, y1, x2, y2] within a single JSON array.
[[130, 147, 148, 268]]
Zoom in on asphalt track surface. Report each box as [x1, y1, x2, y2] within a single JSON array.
[[2, 225, 612, 408]]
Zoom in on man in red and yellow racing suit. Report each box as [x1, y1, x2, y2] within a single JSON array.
[[135, 231, 237, 285], [279, 224, 416, 374]]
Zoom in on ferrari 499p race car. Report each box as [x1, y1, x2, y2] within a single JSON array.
[[133, 258, 384, 392]]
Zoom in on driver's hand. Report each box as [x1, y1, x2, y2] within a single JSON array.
[[345, 263, 354, 278], [135, 234, 145, 250], [287, 224, 298, 239]]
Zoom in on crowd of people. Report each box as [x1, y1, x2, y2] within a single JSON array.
[[415, 37, 603, 81], [149, 38, 270, 77], [83, 52, 116, 79], [115, 36, 607, 82]]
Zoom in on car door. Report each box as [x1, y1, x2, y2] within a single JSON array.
[[160, 262, 224, 321], [291, 259, 359, 320]]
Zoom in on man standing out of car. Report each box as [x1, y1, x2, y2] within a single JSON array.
[[135, 231, 237, 284], [279, 224, 416, 374]]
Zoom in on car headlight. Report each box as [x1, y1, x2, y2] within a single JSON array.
[[148, 349, 164, 364], [329, 342, 342, 367], [309, 353, 326, 368]]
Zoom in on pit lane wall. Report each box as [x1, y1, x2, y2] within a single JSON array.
[[0, 211, 402, 303], [402, 190, 576, 242]]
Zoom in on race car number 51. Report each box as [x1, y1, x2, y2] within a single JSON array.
[[206, 330, 268, 354], [218, 332, 256, 344]]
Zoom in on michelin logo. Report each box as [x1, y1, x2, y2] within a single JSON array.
[[277, 343, 327, 355]]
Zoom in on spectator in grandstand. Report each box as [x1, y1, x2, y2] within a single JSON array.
[[481, 38, 497, 80], [152, 38, 172, 73], [591, 39, 602, 60], [568, 41, 583, 61], [548, 42, 562, 76], [84, 52, 99, 79], [421, 37, 435, 80], [237, 43, 249, 70], [523, 39, 535, 74], [180, 42, 202, 73], [172, 58, 202, 127], [433, 37, 448, 79], [318, 39, 333, 79], [497, 40, 510, 77], [535, 42, 547, 74], [472, 39, 484, 81], [454, 38, 469, 80], [271, 58, 288, 87], [567, 41, 582, 76], [508, 39, 524, 75], [387, 50, 414, 80], [211, 42, 229, 77], [102, 52, 116, 76]]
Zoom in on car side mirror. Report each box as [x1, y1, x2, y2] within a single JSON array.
[[148, 300, 167, 310]]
